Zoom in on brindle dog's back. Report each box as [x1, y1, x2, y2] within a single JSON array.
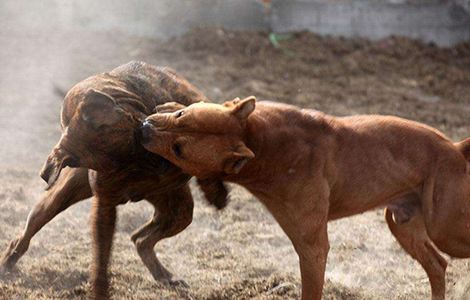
[[62, 61, 207, 128]]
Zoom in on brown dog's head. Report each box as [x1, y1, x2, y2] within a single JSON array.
[[140, 96, 256, 179], [40, 89, 139, 188]]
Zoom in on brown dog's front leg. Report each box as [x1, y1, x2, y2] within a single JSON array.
[[90, 197, 116, 300], [270, 190, 330, 300], [270, 211, 329, 300], [294, 222, 329, 300]]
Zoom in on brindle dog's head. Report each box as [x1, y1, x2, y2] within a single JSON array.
[[40, 88, 139, 188], [140, 97, 256, 179]]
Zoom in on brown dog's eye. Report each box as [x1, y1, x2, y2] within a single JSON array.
[[175, 110, 184, 118], [172, 143, 183, 158]]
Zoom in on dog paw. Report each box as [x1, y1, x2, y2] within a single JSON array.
[[0, 263, 16, 280], [0, 255, 17, 274], [166, 278, 190, 289]]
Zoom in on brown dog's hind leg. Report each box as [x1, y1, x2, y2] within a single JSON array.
[[421, 173, 470, 259], [131, 184, 193, 287], [0, 168, 91, 272], [385, 199, 447, 300]]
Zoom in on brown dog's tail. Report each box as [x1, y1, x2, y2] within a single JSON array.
[[455, 138, 470, 161]]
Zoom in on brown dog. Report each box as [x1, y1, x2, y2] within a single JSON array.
[[0, 61, 227, 299], [140, 97, 470, 300]]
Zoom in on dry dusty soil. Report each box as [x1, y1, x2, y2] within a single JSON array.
[[0, 26, 470, 299]]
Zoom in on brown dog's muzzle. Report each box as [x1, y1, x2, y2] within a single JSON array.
[[40, 147, 79, 189]]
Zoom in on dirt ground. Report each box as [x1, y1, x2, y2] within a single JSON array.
[[0, 26, 470, 299]]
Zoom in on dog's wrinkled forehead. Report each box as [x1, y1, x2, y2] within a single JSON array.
[[153, 102, 243, 134], [149, 96, 256, 136], [184, 102, 244, 133]]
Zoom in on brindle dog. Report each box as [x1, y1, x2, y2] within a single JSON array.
[[0, 61, 227, 299]]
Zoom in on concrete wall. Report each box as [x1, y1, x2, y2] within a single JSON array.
[[1, 0, 469, 46], [271, 0, 470, 46]]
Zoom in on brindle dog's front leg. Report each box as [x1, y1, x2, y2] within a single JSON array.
[[90, 197, 116, 300], [0, 168, 91, 272], [197, 178, 229, 209], [131, 184, 193, 287], [89, 171, 118, 300]]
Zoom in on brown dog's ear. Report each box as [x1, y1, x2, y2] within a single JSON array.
[[223, 143, 255, 174], [154, 102, 187, 113], [81, 89, 122, 129], [230, 96, 256, 119]]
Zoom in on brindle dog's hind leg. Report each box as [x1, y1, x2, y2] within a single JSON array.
[[131, 184, 193, 287], [385, 194, 447, 300], [0, 168, 91, 272]]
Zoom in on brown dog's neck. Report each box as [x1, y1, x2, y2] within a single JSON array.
[[225, 102, 336, 188]]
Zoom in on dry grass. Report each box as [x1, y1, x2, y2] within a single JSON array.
[[0, 26, 470, 299]]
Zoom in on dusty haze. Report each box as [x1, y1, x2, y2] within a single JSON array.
[[1, 4, 470, 299]]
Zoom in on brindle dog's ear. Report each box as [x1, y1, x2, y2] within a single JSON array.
[[81, 89, 123, 129], [154, 102, 187, 114], [40, 146, 78, 189], [223, 142, 255, 174], [226, 96, 256, 119], [197, 178, 229, 210]]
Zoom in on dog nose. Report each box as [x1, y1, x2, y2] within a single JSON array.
[[139, 121, 153, 144]]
